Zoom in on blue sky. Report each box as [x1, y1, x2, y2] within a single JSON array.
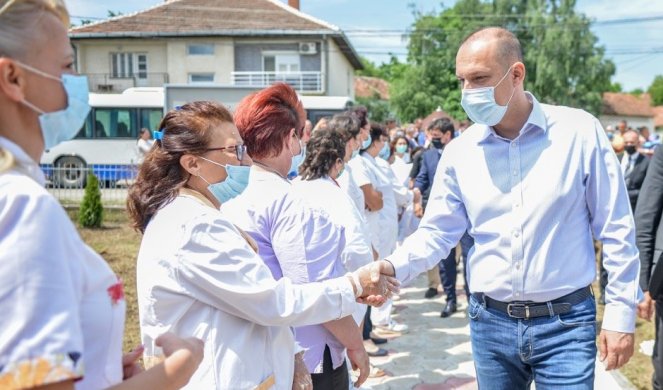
[[67, 0, 663, 91]]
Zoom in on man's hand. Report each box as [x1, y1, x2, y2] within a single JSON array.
[[292, 352, 312, 390], [122, 344, 145, 380], [347, 346, 370, 388], [352, 261, 399, 306], [414, 202, 424, 218], [638, 291, 655, 321], [599, 330, 634, 370]]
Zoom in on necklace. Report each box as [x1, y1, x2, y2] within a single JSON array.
[[253, 160, 288, 181]]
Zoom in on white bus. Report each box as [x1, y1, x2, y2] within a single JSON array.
[[41, 85, 352, 187], [40, 87, 164, 187]]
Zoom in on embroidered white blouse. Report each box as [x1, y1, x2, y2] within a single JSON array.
[[0, 137, 125, 389]]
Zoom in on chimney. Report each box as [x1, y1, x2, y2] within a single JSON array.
[[288, 0, 300, 10]]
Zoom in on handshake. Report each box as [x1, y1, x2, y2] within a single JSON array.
[[347, 260, 399, 307]]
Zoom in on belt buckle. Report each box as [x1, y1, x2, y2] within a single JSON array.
[[506, 303, 530, 319]]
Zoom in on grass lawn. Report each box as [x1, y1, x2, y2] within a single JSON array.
[[70, 208, 656, 388], [68, 208, 143, 353]]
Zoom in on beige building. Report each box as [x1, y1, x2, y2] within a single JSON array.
[[70, 0, 362, 98]]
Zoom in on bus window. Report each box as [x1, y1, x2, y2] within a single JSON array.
[[140, 108, 163, 132], [94, 108, 136, 138], [75, 112, 93, 139]]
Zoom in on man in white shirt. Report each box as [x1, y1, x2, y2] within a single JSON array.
[[374, 27, 639, 388]]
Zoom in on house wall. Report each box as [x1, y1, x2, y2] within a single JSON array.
[[599, 115, 655, 131], [166, 37, 234, 84], [73, 37, 235, 86], [326, 38, 354, 99], [75, 39, 168, 75], [234, 41, 321, 72]]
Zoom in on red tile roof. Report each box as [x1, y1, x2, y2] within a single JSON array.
[[70, 0, 362, 69], [602, 92, 654, 117], [354, 76, 389, 100]]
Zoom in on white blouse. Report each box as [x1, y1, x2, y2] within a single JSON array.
[[136, 189, 357, 389], [0, 137, 125, 389]]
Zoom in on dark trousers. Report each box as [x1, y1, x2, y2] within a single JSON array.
[[311, 346, 349, 390], [439, 247, 457, 303], [362, 306, 372, 340], [654, 301, 663, 390]]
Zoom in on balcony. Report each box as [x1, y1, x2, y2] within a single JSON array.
[[85, 73, 169, 93], [231, 71, 324, 94]]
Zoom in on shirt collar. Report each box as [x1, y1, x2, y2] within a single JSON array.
[[0, 136, 45, 186], [251, 163, 290, 184], [478, 92, 548, 143]]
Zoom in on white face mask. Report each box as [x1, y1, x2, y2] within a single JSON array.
[[460, 65, 516, 126]]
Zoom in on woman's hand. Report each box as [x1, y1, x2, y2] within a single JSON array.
[[292, 352, 312, 390], [122, 345, 145, 380]]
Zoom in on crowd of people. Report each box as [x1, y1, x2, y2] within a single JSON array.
[[1, 0, 660, 389]]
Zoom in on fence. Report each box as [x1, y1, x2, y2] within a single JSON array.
[[40, 164, 137, 208]]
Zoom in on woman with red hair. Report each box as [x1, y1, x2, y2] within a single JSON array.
[[224, 84, 376, 389]]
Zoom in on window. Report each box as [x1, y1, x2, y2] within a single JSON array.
[[189, 73, 215, 83], [93, 108, 136, 138], [187, 44, 215, 56], [111, 52, 148, 78], [140, 108, 163, 132], [262, 53, 300, 73]]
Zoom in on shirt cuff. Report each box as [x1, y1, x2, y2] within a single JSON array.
[[601, 303, 636, 333], [327, 277, 357, 320], [385, 254, 409, 284]]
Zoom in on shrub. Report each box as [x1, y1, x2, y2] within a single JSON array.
[[78, 173, 103, 228]]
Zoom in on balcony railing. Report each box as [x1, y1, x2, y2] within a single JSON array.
[[85, 73, 169, 93], [232, 71, 324, 93]]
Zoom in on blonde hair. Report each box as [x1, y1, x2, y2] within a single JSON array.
[[0, 0, 69, 173]]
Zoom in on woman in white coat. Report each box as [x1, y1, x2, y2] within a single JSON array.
[[0, 1, 203, 389], [127, 101, 398, 389]]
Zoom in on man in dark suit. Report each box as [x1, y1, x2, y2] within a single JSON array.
[[413, 118, 468, 317], [635, 145, 663, 390], [622, 129, 650, 211]]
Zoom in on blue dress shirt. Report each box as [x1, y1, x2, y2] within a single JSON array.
[[387, 93, 640, 333]]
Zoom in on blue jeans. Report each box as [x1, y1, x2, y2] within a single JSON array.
[[468, 294, 597, 389]]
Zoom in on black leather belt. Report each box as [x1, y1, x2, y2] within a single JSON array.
[[473, 286, 592, 319]]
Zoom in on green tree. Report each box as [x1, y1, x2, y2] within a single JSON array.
[[78, 173, 104, 228], [357, 93, 392, 123], [648, 75, 663, 106], [390, 0, 615, 122]]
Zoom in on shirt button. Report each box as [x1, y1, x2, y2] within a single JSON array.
[[514, 203, 520, 208], [513, 170, 518, 176], [511, 143, 517, 148], [514, 231, 520, 237], [516, 262, 521, 270]]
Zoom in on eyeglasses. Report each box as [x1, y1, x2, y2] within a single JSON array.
[[205, 144, 246, 161]]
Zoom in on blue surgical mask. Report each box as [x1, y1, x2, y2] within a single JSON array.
[[361, 135, 372, 150], [378, 142, 390, 160], [289, 138, 305, 177], [460, 65, 515, 126], [199, 157, 250, 203], [395, 144, 408, 154], [18, 62, 91, 150]]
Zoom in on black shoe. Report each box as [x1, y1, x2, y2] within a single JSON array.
[[440, 301, 457, 318], [424, 288, 438, 299], [370, 335, 388, 345], [367, 348, 388, 357]]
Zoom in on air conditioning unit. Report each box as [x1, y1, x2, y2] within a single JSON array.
[[298, 42, 317, 55]]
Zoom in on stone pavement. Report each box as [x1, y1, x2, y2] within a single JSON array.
[[358, 274, 634, 390]]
